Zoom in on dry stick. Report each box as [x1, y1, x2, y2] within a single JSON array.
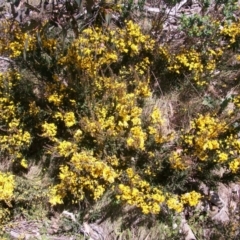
[[151, 70, 163, 96], [150, 3, 173, 35], [0, 56, 15, 64], [144, 231, 151, 240], [0, 126, 8, 132], [183, 73, 203, 99]]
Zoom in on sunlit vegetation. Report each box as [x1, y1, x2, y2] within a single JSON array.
[[0, 0, 240, 238]]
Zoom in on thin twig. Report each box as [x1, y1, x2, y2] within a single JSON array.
[[183, 73, 203, 99], [0, 56, 15, 64], [151, 70, 163, 96]]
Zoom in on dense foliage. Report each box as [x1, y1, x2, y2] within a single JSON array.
[[0, 0, 240, 238]]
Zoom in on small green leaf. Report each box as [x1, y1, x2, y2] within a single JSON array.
[[74, 0, 82, 8], [218, 96, 233, 114], [105, 11, 112, 26]]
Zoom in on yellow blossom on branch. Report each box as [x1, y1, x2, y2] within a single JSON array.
[[166, 196, 184, 213], [0, 172, 15, 202], [181, 191, 202, 207], [20, 158, 28, 169], [229, 158, 240, 173], [41, 122, 57, 139], [64, 112, 76, 127]]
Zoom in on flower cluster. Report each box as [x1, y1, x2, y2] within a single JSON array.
[[180, 191, 202, 207], [0, 21, 36, 58], [169, 151, 188, 170], [49, 150, 118, 204], [1, 5, 240, 223], [41, 122, 57, 139], [117, 168, 201, 214], [229, 158, 240, 173], [166, 195, 184, 213], [182, 114, 227, 161], [43, 31, 176, 208], [170, 112, 240, 174], [117, 168, 165, 214], [166, 191, 201, 213], [0, 171, 15, 224], [221, 21, 240, 45], [64, 112, 76, 128], [0, 72, 32, 166], [0, 172, 15, 203], [168, 48, 222, 85]]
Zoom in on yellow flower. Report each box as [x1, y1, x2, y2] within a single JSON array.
[[127, 126, 146, 150], [93, 185, 105, 200], [181, 191, 201, 207], [169, 151, 188, 170], [57, 140, 76, 157], [54, 112, 63, 120], [29, 101, 39, 115], [0, 172, 15, 202], [106, 155, 119, 166], [151, 202, 161, 214], [167, 197, 183, 213], [64, 112, 76, 127], [49, 186, 64, 205], [229, 158, 240, 173], [41, 122, 57, 138], [217, 152, 228, 162], [203, 140, 220, 150], [73, 129, 83, 141], [150, 107, 164, 124], [48, 93, 62, 106], [126, 137, 134, 147], [141, 204, 150, 214], [126, 168, 135, 178], [8, 118, 20, 129], [148, 126, 157, 135], [59, 165, 70, 180], [102, 167, 116, 183], [20, 158, 28, 169]]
